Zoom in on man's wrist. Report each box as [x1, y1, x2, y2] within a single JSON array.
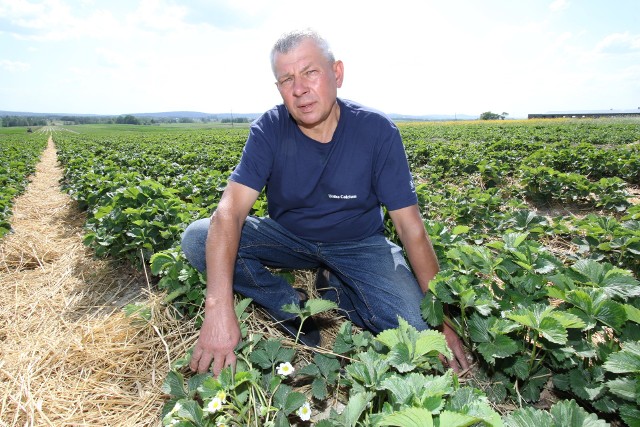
[[204, 294, 233, 311]]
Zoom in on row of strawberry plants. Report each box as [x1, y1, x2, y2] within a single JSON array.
[[405, 136, 640, 185], [0, 130, 47, 237], [399, 119, 640, 146], [410, 180, 639, 275], [53, 121, 639, 426], [155, 297, 614, 427], [55, 129, 246, 265]]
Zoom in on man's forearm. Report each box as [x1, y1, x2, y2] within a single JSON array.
[[403, 234, 440, 293], [204, 210, 243, 311]]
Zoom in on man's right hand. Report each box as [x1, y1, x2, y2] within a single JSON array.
[[189, 306, 241, 376]]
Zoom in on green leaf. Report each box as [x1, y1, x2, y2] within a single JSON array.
[[162, 370, 187, 399], [603, 340, 640, 373], [477, 334, 519, 364], [571, 259, 640, 299], [421, 291, 444, 327], [619, 403, 640, 427], [415, 329, 452, 360], [381, 373, 416, 406], [446, 387, 503, 426], [314, 353, 341, 381], [548, 399, 609, 426], [519, 367, 550, 402], [248, 348, 273, 369], [234, 297, 253, 320], [197, 376, 222, 399], [333, 321, 356, 354], [186, 373, 209, 397], [381, 371, 452, 408], [505, 398, 609, 427], [305, 298, 339, 316], [503, 406, 554, 427], [149, 251, 175, 274], [549, 310, 586, 330], [568, 368, 605, 400], [439, 410, 490, 427], [566, 288, 627, 330], [341, 391, 375, 427], [452, 225, 470, 235], [379, 407, 434, 427], [624, 303, 640, 323], [606, 377, 638, 401], [504, 355, 531, 380], [345, 349, 390, 390], [311, 377, 328, 400], [173, 399, 204, 426], [538, 316, 568, 344], [468, 313, 491, 343], [283, 391, 306, 416]]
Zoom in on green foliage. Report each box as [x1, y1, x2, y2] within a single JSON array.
[[0, 131, 47, 238], [51, 120, 640, 426]]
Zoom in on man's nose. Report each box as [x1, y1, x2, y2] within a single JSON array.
[[292, 77, 308, 96]]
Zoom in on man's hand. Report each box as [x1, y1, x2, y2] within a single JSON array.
[[441, 320, 470, 374], [189, 306, 241, 376]]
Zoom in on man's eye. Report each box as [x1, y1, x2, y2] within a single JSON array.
[[306, 70, 318, 77], [280, 77, 293, 86]]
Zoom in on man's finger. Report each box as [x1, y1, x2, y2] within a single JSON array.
[[212, 353, 226, 376], [449, 356, 461, 373], [196, 351, 214, 374], [457, 350, 470, 371], [225, 352, 237, 373], [189, 346, 203, 372]]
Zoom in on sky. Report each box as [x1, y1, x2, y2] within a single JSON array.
[[0, 0, 639, 118]]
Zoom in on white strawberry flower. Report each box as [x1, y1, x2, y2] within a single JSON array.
[[276, 361, 295, 376], [297, 401, 312, 421], [204, 397, 223, 414]]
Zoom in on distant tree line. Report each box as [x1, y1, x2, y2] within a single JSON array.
[[221, 117, 250, 123], [480, 111, 509, 120], [1, 114, 251, 127], [1, 116, 48, 127]]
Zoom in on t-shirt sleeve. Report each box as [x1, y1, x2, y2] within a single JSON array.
[[228, 121, 275, 193], [373, 125, 418, 211]]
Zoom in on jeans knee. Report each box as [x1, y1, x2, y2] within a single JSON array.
[[180, 218, 209, 272]]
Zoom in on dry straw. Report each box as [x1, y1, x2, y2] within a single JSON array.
[[0, 137, 336, 426], [0, 139, 195, 426]]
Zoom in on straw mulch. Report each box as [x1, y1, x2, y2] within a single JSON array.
[[0, 137, 197, 426], [0, 137, 339, 427]]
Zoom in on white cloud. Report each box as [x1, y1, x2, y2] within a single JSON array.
[[549, 0, 569, 12], [0, 59, 30, 72], [595, 32, 640, 55]]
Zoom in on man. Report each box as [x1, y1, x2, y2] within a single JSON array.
[[182, 29, 469, 376]]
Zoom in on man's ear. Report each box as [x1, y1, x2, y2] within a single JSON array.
[[333, 60, 344, 88]]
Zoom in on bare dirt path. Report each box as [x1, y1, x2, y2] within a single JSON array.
[[0, 136, 194, 426]]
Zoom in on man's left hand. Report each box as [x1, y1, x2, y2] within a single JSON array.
[[441, 320, 471, 374]]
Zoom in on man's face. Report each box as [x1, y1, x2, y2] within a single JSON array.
[[273, 38, 343, 130]]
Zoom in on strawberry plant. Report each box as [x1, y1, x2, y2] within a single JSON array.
[[51, 120, 640, 426], [0, 130, 46, 237]]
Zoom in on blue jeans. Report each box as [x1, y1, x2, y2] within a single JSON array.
[[181, 216, 428, 333]]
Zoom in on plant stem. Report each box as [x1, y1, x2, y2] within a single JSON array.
[[528, 331, 539, 373]]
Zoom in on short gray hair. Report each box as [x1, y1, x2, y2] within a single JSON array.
[[270, 29, 335, 77]]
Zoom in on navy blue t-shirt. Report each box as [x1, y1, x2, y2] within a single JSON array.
[[229, 98, 417, 243]]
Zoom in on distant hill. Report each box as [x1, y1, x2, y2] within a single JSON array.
[[389, 113, 478, 121], [1, 110, 477, 121], [0, 110, 106, 117], [0, 110, 262, 120], [129, 111, 263, 120]]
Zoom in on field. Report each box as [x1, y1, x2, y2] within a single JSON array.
[[1, 119, 639, 426]]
